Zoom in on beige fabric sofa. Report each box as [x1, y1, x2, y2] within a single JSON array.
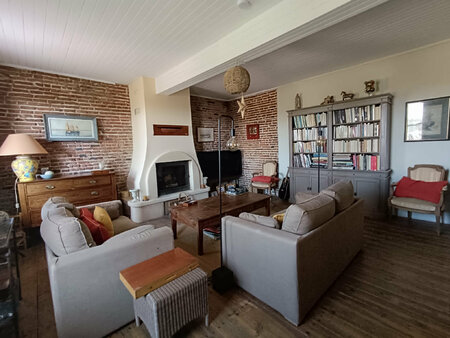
[[222, 181, 364, 325], [40, 197, 174, 338]]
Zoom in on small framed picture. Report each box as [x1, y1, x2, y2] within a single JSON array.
[[246, 124, 260, 139], [405, 97, 450, 141], [44, 114, 98, 141], [197, 127, 214, 142]]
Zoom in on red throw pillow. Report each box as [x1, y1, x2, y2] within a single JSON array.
[[80, 208, 111, 245], [394, 176, 447, 204], [252, 176, 273, 184]]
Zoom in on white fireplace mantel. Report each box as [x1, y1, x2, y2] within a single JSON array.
[[126, 76, 209, 222]]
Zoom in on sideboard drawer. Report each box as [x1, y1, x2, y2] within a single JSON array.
[[28, 191, 75, 209], [75, 186, 115, 204], [18, 173, 117, 228], [73, 175, 111, 188], [26, 180, 74, 196]]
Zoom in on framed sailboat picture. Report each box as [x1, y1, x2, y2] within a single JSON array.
[[44, 114, 98, 141]]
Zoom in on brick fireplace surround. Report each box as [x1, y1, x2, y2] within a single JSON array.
[[0, 65, 278, 213]]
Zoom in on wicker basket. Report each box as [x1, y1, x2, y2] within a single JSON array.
[[223, 66, 250, 94]]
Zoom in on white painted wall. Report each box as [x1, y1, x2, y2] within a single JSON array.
[[277, 39, 450, 223]]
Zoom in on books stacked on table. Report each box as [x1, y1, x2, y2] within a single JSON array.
[[225, 186, 246, 196], [203, 226, 220, 240]]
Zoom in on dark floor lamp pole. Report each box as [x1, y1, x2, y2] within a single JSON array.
[[317, 122, 324, 193], [212, 115, 236, 293]]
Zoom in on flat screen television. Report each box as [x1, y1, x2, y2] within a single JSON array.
[[196, 150, 242, 184]]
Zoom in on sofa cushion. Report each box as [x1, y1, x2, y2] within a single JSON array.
[[78, 218, 96, 248], [41, 196, 80, 219], [94, 206, 115, 237], [40, 206, 92, 256], [390, 196, 437, 212], [103, 225, 155, 246], [295, 192, 317, 204], [282, 194, 335, 235], [321, 180, 354, 212], [80, 208, 111, 245], [272, 213, 285, 227], [112, 215, 139, 234], [78, 200, 122, 220], [239, 212, 280, 229]]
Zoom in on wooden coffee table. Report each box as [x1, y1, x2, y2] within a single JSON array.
[[171, 192, 271, 255]]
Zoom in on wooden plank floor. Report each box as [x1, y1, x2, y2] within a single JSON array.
[[18, 203, 450, 337]]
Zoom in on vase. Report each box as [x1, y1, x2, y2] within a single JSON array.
[[11, 156, 39, 182]]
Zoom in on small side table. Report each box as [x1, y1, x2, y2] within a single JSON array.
[[120, 248, 209, 338]]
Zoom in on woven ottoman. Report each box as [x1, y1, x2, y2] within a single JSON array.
[[134, 268, 209, 338]]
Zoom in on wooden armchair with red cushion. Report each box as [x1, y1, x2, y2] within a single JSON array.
[[388, 164, 448, 235], [251, 161, 279, 195]]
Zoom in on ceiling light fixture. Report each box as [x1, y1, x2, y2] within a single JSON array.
[[224, 65, 251, 118], [237, 0, 251, 10]]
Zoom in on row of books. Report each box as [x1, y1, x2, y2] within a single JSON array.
[[332, 154, 380, 171], [293, 141, 327, 153], [293, 127, 328, 141], [292, 112, 327, 128], [293, 153, 328, 168], [333, 139, 379, 153], [333, 123, 380, 139], [333, 105, 381, 124], [203, 226, 220, 240]]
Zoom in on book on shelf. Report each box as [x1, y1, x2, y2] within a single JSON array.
[[332, 154, 380, 171], [292, 112, 327, 128], [333, 104, 381, 124], [333, 123, 379, 139], [293, 127, 328, 141], [293, 141, 327, 153], [332, 154, 353, 170], [333, 139, 379, 153], [293, 153, 327, 168]]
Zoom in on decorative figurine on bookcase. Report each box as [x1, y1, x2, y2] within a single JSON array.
[[341, 91, 355, 100], [320, 95, 334, 105], [364, 80, 376, 96], [295, 93, 302, 109]]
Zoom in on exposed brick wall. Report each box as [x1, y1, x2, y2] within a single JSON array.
[[0, 65, 132, 213], [191, 90, 278, 188], [190, 96, 232, 152]]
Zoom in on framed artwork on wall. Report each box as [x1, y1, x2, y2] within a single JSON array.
[[197, 127, 214, 142], [405, 97, 450, 142], [246, 124, 260, 139], [44, 114, 98, 141]]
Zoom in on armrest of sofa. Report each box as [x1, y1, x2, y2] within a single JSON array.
[[221, 216, 301, 324], [46, 226, 174, 337]]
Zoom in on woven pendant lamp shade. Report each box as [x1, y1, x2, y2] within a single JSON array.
[[223, 66, 250, 95]]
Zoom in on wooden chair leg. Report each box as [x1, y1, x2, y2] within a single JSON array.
[[436, 212, 441, 236]]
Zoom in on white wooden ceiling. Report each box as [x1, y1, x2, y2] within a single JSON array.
[[0, 0, 281, 83], [191, 0, 450, 100]]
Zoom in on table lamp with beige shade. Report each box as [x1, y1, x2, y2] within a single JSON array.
[[0, 134, 48, 182]]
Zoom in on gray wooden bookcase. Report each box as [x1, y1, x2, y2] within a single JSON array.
[[287, 93, 393, 217]]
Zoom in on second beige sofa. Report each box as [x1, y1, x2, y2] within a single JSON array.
[[221, 181, 364, 325]]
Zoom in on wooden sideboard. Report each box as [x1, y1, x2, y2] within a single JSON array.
[[18, 173, 117, 228]]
